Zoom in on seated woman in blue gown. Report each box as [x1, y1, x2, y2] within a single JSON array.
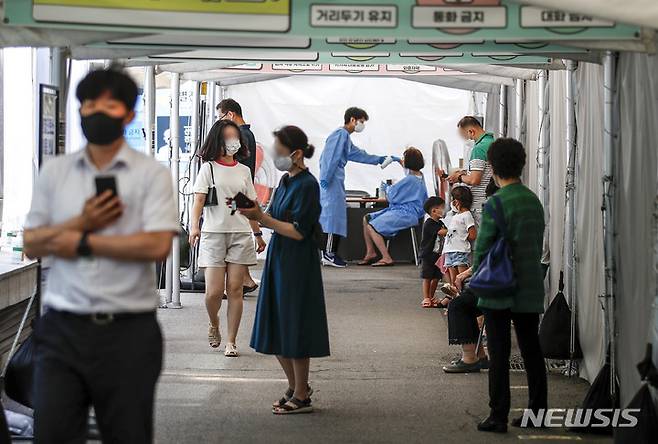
[[359, 147, 428, 267]]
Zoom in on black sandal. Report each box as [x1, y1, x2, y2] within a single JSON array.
[[272, 385, 314, 409], [273, 397, 313, 415]]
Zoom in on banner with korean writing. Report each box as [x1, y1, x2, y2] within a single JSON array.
[[3, 0, 640, 44]]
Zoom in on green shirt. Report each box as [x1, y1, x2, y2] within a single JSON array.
[[468, 132, 495, 212], [473, 183, 545, 313]]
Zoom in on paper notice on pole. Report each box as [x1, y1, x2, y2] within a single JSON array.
[[33, 0, 291, 32]]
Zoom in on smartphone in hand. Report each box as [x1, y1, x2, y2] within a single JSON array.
[[233, 192, 255, 209], [95, 176, 118, 197]]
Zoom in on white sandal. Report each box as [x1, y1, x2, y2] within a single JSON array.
[[225, 343, 239, 357], [208, 324, 221, 348]]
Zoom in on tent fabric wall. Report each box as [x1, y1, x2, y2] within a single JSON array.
[[573, 63, 606, 383], [547, 70, 568, 304], [615, 52, 658, 406], [223, 76, 470, 194]]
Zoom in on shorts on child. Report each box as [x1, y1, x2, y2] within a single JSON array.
[[444, 251, 471, 268], [198, 232, 257, 268], [420, 253, 442, 280]]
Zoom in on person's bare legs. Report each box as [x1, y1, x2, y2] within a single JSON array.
[[367, 225, 393, 264], [204, 267, 226, 328], [291, 358, 310, 400], [361, 217, 377, 261], [225, 263, 247, 345], [448, 267, 458, 287], [243, 268, 257, 289], [430, 278, 440, 300], [422, 279, 431, 300], [461, 343, 479, 364], [276, 356, 295, 391]]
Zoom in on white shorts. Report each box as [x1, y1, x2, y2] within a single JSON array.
[[198, 232, 257, 268]]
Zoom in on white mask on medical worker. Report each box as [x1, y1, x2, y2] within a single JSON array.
[[225, 139, 241, 156], [354, 121, 365, 133], [274, 149, 300, 172]]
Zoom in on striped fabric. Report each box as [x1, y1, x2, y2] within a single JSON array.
[[468, 132, 495, 212], [473, 183, 545, 313]]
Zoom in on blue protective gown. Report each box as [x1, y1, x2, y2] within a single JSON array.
[[319, 127, 384, 237], [368, 174, 428, 238]]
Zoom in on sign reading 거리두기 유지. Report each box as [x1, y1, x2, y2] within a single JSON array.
[[32, 0, 291, 32]]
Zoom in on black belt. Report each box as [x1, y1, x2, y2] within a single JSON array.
[[50, 309, 155, 325]]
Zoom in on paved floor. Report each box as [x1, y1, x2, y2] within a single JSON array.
[[154, 264, 610, 444]]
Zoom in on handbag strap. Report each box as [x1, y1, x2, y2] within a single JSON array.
[[209, 162, 215, 186], [1, 289, 37, 379], [484, 195, 507, 237]]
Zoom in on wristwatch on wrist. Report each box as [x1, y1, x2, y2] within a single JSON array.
[[77, 231, 93, 257], [253, 232, 263, 237]]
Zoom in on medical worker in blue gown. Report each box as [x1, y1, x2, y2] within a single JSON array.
[[359, 147, 428, 267], [319, 107, 399, 267]]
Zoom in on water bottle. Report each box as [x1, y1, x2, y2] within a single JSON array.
[[379, 181, 388, 200]]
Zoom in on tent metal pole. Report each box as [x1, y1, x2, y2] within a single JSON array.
[[143, 66, 156, 157], [602, 51, 617, 399], [537, 70, 551, 272], [514, 79, 524, 141], [498, 85, 507, 137], [565, 60, 578, 368], [169, 72, 182, 309], [206, 81, 217, 131], [186, 81, 201, 281]]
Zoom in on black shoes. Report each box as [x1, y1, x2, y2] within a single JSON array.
[[511, 415, 546, 428], [477, 416, 508, 433]]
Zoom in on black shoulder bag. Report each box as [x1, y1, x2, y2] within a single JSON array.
[[204, 163, 218, 207]]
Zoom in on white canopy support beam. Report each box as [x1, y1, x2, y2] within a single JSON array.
[[169, 72, 182, 309], [498, 85, 508, 137], [564, 59, 578, 367], [602, 50, 618, 400], [143, 66, 156, 157], [513, 78, 525, 141]]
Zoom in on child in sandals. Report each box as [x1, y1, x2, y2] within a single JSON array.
[[439, 186, 477, 307], [420, 196, 447, 308]]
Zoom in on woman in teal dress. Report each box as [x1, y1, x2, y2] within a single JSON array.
[[238, 125, 329, 415]]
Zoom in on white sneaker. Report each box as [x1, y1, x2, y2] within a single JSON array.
[[225, 343, 239, 357], [322, 252, 347, 268]]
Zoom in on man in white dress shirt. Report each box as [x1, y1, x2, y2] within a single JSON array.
[[24, 68, 179, 443]]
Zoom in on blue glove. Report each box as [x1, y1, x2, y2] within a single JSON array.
[[391, 156, 402, 163], [320, 180, 329, 190]]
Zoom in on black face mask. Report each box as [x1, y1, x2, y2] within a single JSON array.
[[81, 112, 125, 145]]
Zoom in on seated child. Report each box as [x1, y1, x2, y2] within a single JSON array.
[[439, 186, 477, 308], [420, 196, 447, 308]]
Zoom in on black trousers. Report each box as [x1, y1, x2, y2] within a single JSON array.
[[481, 309, 547, 423], [447, 287, 482, 345], [323, 233, 342, 254], [33, 310, 163, 444]]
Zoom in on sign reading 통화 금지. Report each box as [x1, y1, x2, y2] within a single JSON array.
[[2, 0, 640, 44]]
